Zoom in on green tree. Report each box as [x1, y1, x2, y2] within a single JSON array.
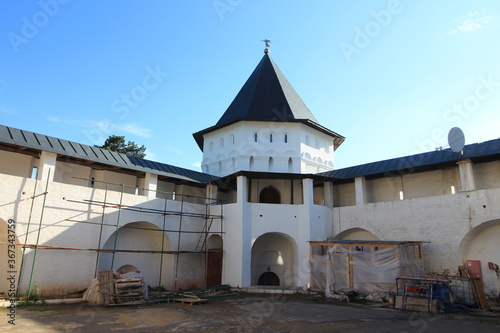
[[97, 135, 147, 158]]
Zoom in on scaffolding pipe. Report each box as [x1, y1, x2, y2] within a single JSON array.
[[173, 195, 185, 290], [66, 198, 223, 219], [94, 184, 108, 278], [63, 218, 224, 234], [1, 243, 221, 254], [110, 184, 125, 270], [26, 169, 50, 300], [16, 169, 39, 295], [158, 194, 168, 287], [71, 176, 210, 202], [204, 203, 210, 286]]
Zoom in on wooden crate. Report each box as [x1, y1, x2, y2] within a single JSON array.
[[395, 296, 438, 313]]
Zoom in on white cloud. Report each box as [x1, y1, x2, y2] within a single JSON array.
[[165, 145, 185, 156], [0, 106, 17, 115], [447, 12, 493, 35], [87, 120, 153, 138], [47, 116, 153, 138], [191, 161, 201, 169]]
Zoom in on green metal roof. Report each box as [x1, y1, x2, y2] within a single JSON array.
[[0, 125, 217, 184]]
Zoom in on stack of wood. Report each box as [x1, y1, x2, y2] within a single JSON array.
[[458, 265, 488, 309], [113, 278, 144, 305], [83, 270, 145, 306]]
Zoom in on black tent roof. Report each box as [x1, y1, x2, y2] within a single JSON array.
[[193, 53, 344, 150]]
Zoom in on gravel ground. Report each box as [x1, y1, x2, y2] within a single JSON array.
[[1, 293, 499, 332]]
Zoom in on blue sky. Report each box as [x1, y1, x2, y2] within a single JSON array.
[[1, 0, 499, 170]]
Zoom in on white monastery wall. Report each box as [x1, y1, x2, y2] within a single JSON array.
[[0, 150, 33, 178], [0, 172, 210, 294]]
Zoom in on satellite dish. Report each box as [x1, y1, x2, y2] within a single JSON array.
[[448, 127, 465, 153]]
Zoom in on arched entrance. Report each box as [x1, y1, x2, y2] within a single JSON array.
[[251, 233, 298, 286], [259, 186, 281, 204], [206, 234, 223, 287], [0, 218, 23, 295], [258, 272, 280, 286], [98, 221, 173, 289], [457, 219, 500, 297]]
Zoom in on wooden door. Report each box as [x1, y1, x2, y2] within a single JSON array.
[[206, 249, 223, 287]]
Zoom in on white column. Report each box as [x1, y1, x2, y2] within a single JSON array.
[[355, 176, 367, 205], [224, 176, 252, 287], [206, 183, 218, 203], [143, 173, 158, 198], [457, 160, 475, 191], [297, 178, 314, 287], [38, 151, 57, 182], [324, 181, 333, 208]]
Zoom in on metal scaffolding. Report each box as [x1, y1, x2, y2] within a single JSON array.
[[13, 177, 224, 296]]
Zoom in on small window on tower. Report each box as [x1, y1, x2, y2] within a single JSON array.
[[284, 134, 288, 143], [254, 132, 258, 142], [270, 133, 273, 143]]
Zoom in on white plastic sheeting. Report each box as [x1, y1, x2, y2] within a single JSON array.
[[312, 245, 424, 295]]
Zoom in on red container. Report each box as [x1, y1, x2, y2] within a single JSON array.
[[467, 260, 482, 279]]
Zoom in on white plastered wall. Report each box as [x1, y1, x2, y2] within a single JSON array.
[[201, 121, 337, 176]]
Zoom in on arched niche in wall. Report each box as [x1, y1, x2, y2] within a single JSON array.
[[457, 219, 500, 298], [259, 186, 281, 204], [333, 228, 380, 241], [99, 221, 174, 289], [251, 232, 298, 286]]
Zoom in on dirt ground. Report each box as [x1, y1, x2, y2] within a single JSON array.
[[2, 293, 500, 332]]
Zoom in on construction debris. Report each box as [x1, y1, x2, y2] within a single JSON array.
[[83, 276, 235, 307]]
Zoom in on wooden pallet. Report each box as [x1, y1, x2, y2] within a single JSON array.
[[174, 298, 207, 306]]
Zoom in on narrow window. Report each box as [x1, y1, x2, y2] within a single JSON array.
[[284, 134, 288, 143], [230, 134, 235, 145], [220, 138, 224, 148], [399, 191, 404, 200], [270, 134, 273, 143], [31, 167, 38, 179], [451, 186, 456, 194], [254, 133, 258, 142]]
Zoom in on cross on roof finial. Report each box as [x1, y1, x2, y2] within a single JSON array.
[[262, 39, 271, 53]]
